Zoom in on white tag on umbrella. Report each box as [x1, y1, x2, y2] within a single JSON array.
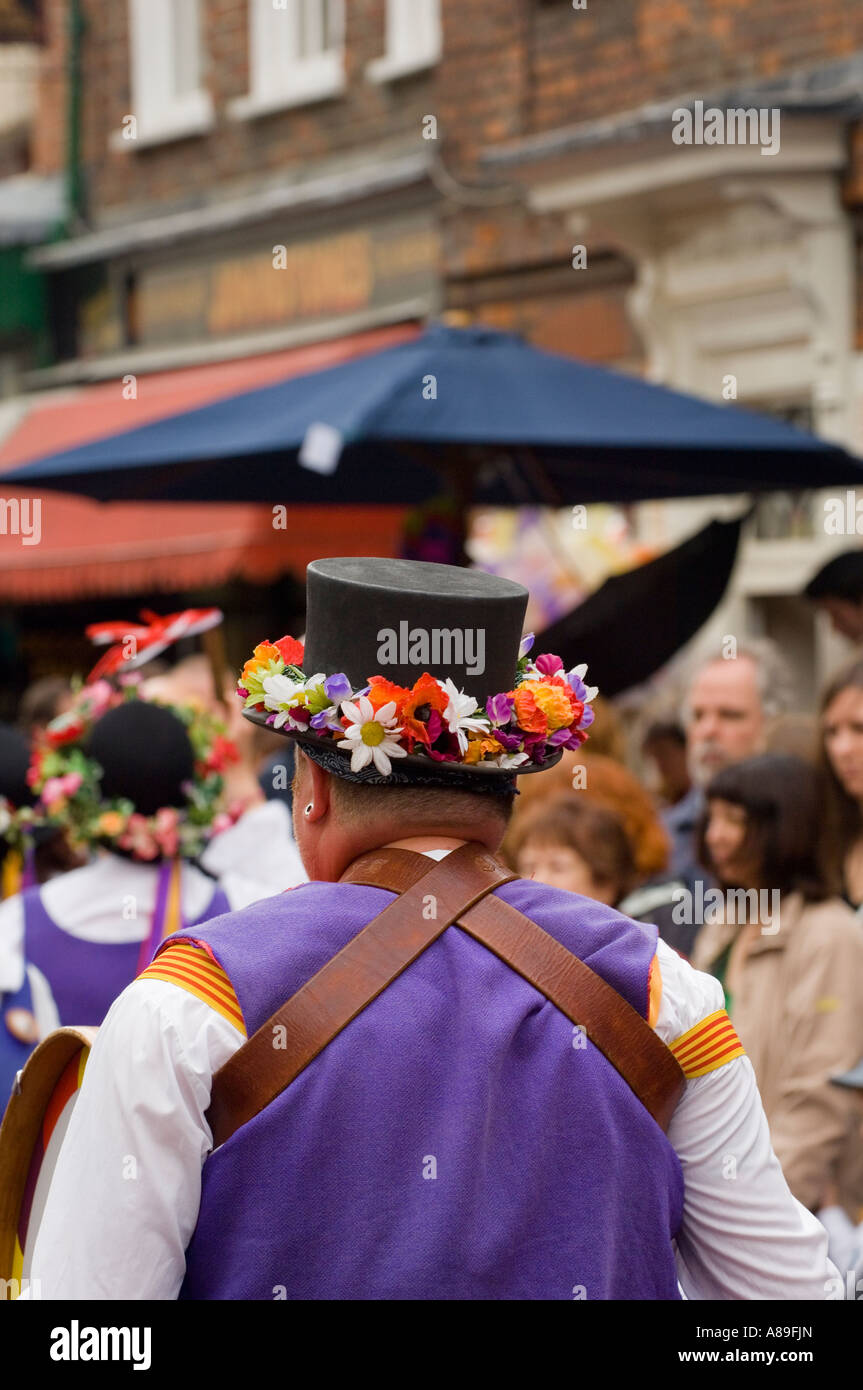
[[299, 422, 343, 475]]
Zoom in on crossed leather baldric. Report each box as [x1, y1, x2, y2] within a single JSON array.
[[206, 843, 685, 1149]]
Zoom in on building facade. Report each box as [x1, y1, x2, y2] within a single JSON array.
[[438, 0, 863, 696], [6, 0, 863, 703]]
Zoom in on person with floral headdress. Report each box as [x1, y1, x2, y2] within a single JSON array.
[[28, 559, 837, 1301], [0, 677, 261, 1104]]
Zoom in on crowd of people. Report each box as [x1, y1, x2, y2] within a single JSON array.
[[496, 546, 863, 1285], [2, 549, 863, 1298]]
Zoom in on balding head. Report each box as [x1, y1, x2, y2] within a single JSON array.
[[684, 641, 797, 787]]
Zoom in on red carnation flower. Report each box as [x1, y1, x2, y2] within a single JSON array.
[[275, 636, 305, 667]]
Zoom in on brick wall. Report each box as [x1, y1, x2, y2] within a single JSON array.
[[77, 0, 436, 220], [28, 0, 65, 174], [33, 3, 863, 367], [439, 0, 863, 156], [437, 0, 863, 358]]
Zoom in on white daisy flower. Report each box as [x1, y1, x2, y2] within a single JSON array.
[[439, 678, 489, 754], [262, 673, 307, 730], [339, 696, 407, 775]]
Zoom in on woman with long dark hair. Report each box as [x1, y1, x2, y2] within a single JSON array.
[[819, 658, 863, 907], [691, 754, 863, 1219]]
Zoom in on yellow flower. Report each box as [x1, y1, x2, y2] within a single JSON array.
[[97, 810, 126, 836], [530, 682, 576, 732], [464, 734, 504, 764]]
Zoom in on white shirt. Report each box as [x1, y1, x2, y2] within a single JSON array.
[[0, 852, 281, 1038], [29, 850, 837, 1300], [200, 799, 306, 892]]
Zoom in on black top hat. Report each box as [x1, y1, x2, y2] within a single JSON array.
[[241, 557, 593, 793]]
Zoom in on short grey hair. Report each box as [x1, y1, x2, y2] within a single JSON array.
[[683, 637, 798, 723]]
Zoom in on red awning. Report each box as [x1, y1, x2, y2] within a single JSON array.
[[0, 323, 417, 602]]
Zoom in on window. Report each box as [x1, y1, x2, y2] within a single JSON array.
[[231, 0, 345, 120], [367, 0, 441, 84], [126, 0, 213, 146]]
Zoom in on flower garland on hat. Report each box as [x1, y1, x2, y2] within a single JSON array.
[[238, 634, 596, 775], [21, 679, 240, 861]]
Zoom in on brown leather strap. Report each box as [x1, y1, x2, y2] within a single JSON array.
[[206, 843, 515, 1149], [344, 851, 685, 1132]]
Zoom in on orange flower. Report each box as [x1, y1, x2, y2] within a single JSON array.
[[97, 810, 126, 837], [401, 716, 431, 750], [366, 676, 410, 716], [402, 672, 448, 718], [241, 641, 280, 684], [531, 681, 578, 732], [513, 686, 548, 734], [464, 734, 504, 764]]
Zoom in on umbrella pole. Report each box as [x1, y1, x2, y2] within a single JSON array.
[[441, 446, 474, 567], [407, 443, 474, 567]]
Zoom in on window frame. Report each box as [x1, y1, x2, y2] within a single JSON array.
[[229, 0, 346, 123], [124, 0, 213, 148], [366, 0, 442, 85]]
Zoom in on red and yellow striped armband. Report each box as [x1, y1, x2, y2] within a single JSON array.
[[136, 938, 247, 1036], [669, 1009, 745, 1079]]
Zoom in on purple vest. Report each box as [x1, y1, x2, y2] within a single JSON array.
[[179, 877, 684, 1300], [22, 880, 230, 1027]]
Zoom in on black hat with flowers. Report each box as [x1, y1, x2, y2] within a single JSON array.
[[238, 557, 596, 794]]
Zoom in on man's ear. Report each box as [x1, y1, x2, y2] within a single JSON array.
[[306, 758, 332, 823]]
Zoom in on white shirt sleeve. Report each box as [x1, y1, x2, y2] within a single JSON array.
[[29, 928, 840, 1301], [28, 979, 242, 1301], [652, 938, 839, 1300], [0, 894, 25, 993]]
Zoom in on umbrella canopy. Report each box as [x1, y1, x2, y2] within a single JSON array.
[[535, 514, 745, 697], [7, 324, 862, 504]]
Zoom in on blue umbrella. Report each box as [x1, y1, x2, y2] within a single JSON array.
[[8, 324, 862, 503]]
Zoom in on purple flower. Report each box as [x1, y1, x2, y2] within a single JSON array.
[[310, 710, 342, 731], [520, 731, 548, 760], [566, 672, 587, 700], [518, 632, 535, 658], [535, 653, 564, 676], [492, 729, 523, 752], [551, 729, 584, 751], [578, 705, 595, 731], [324, 673, 352, 703], [486, 692, 515, 726], [549, 727, 574, 746], [237, 685, 249, 698]]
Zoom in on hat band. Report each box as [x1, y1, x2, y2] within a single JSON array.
[[237, 633, 597, 777]]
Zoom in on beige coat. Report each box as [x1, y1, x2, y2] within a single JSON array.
[[692, 892, 863, 1217]]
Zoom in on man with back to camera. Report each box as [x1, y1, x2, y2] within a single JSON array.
[[28, 558, 835, 1299]]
